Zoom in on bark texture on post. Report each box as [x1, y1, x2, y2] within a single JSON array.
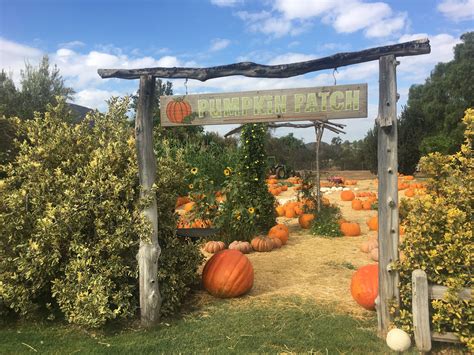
[[377, 55, 400, 335], [136, 75, 161, 327], [314, 125, 324, 212]]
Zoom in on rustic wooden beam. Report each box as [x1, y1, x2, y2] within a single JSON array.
[[376, 55, 400, 336], [224, 121, 346, 137], [136, 75, 162, 328], [98, 38, 430, 81]]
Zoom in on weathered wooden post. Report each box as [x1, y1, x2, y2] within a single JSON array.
[[136, 75, 162, 327], [314, 124, 324, 212], [376, 54, 400, 335]]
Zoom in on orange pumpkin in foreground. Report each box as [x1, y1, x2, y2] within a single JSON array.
[[350, 264, 378, 310], [340, 222, 361, 236], [202, 249, 254, 298], [268, 224, 289, 244], [298, 214, 315, 229]]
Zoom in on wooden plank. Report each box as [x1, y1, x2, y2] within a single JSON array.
[[377, 55, 400, 336], [429, 285, 472, 300], [136, 75, 162, 328], [160, 84, 367, 126], [412, 269, 432, 352], [98, 38, 430, 81], [431, 332, 461, 343]]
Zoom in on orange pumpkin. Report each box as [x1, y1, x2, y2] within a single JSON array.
[[202, 250, 254, 298], [362, 200, 372, 210], [340, 222, 361, 236], [298, 214, 315, 229], [350, 264, 378, 310], [228, 241, 252, 254], [268, 224, 289, 245], [367, 216, 378, 231], [271, 237, 282, 249], [192, 219, 212, 228], [404, 188, 415, 197], [251, 236, 274, 252], [183, 201, 195, 212], [284, 207, 296, 218], [166, 98, 192, 123], [204, 241, 226, 253], [340, 190, 355, 201], [294, 205, 304, 216], [351, 199, 363, 210], [276, 206, 285, 217]]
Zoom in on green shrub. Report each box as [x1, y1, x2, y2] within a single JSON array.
[[310, 205, 343, 238], [394, 109, 473, 350], [0, 98, 202, 327]]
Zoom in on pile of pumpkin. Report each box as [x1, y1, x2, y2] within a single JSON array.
[[340, 190, 378, 211], [275, 199, 326, 229], [203, 223, 290, 254]]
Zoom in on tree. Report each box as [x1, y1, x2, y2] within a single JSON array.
[[17, 55, 75, 120], [398, 32, 474, 173], [0, 56, 75, 171]]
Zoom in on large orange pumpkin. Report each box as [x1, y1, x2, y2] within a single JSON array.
[[298, 214, 315, 229], [268, 224, 289, 244], [166, 98, 192, 123], [202, 250, 254, 298], [350, 264, 378, 310], [340, 222, 361, 236], [340, 190, 355, 201]]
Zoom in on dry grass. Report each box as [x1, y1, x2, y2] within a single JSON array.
[[197, 179, 382, 319]]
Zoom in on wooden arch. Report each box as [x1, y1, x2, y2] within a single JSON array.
[[98, 38, 431, 333]]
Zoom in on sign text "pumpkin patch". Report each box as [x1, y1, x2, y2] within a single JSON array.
[[160, 84, 367, 126]]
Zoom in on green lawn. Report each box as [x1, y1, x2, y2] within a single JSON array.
[[0, 297, 405, 354]]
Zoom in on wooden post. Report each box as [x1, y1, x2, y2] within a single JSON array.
[[314, 124, 324, 212], [136, 75, 161, 327], [412, 269, 432, 352], [376, 55, 400, 335]]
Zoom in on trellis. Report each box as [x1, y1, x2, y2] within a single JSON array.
[[98, 38, 431, 333]]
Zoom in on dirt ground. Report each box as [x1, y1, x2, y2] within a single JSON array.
[[196, 178, 380, 319]]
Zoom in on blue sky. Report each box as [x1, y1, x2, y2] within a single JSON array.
[[1, 0, 473, 142]]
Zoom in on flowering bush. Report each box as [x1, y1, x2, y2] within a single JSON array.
[[0, 98, 202, 327], [395, 109, 473, 350]]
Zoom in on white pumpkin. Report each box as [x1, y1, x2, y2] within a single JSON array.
[[386, 328, 411, 352]]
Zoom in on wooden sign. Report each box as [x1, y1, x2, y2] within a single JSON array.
[[160, 83, 367, 126]]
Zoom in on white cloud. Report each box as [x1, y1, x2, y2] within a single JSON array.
[[397, 33, 461, 82], [210, 38, 231, 52], [74, 88, 125, 111], [239, 0, 408, 39], [437, 0, 474, 21], [0, 37, 43, 83], [267, 53, 317, 65], [58, 40, 85, 49], [211, 0, 242, 7]]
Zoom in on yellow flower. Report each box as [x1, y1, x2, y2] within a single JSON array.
[[191, 167, 198, 174], [189, 184, 194, 189], [248, 207, 255, 214], [224, 168, 231, 176]]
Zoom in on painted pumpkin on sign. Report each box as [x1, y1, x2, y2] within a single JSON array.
[[166, 98, 192, 123], [202, 249, 254, 298], [350, 264, 378, 310]]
